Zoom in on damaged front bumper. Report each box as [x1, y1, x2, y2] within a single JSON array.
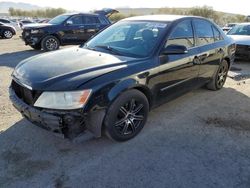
[[235, 44, 250, 60], [9, 88, 106, 139]]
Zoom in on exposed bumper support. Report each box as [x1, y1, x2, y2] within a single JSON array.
[[9, 88, 105, 139]]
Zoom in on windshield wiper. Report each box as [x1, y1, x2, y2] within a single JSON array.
[[94, 45, 123, 55]]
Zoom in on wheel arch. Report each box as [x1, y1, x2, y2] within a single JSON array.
[[223, 57, 231, 69], [40, 33, 62, 45], [51, 33, 62, 45], [107, 78, 152, 106]]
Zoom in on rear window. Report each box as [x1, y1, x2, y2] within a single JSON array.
[[212, 26, 223, 41], [98, 16, 109, 24]]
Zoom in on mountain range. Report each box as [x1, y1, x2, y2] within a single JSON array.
[[0, 1, 42, 13]]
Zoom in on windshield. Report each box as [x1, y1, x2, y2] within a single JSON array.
[[84, 21, 168, 58], [228, 24, 250, 35], [49, 15, 70, 25]]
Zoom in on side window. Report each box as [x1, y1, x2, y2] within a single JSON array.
[[84, 16, 100, 24], [193, 19, 214, 46], [98, 16, 109, 24], [212, 26, 224, 41], [166, 20, 194, 48], [0, 19, 9, 24], [68, 16, 83, 25]]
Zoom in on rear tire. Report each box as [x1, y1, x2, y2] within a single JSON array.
[[206, 59, 229, 90], [3, 30, 13, 39], [104, 89, 149, 142], [41, 35, 60, 51]]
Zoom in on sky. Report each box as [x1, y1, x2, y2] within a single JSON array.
[[1, 0, 250, 15]]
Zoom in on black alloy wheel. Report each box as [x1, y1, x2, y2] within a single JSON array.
[[104, 89, 149, 141], [207, 59, 229, 90]]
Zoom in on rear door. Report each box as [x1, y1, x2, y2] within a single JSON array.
[[81, 15, 102, 41], [193, 19, 223, 82], [155, 19, 200, 104]]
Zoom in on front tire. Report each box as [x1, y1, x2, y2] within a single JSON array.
[[3, 30, 13, 39], [41, 35, 60, 51], [104, 89, 149, 142], [206, 59, 229, 90]]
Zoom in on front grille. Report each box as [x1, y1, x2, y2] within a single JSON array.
[[11, 80, 42, 105], [22, 29, 30, 38], [236, 44, 250, 52], [235, 44, 250, 59]]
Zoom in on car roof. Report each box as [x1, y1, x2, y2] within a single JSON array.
[[236, 22, 250, 25], [61, 12, 98, 16], [123, 15, 202, 22]]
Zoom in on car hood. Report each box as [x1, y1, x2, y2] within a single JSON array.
[[228, 35, 250, 45], [13, 47, 135, 91], [23, 23, 53, 29]]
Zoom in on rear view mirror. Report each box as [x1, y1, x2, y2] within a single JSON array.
[[162, 44, 188, 55], [66, 20, 73, 25]]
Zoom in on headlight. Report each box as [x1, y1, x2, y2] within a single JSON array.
[[30, 29, 43, 34], [34, 90, 92, 110]]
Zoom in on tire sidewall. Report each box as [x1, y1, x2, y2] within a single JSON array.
[[42, 35, 59, 51], [104, 89, 149, 142], [215, 60, 229, 90], [3, 30, 13, 39]]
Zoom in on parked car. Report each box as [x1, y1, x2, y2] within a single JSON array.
[[0, 18, 20, 30], [19, 20, 35, 29], [222, 23, 238, 33], [21, 8, 118, 51], [9, 15, 235, 141], [227, 23, 250, 60], [0, 22, 16, 39]]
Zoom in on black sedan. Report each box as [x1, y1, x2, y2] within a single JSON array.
[[9, 15, 235, 141], [0, 22, 16, 39]]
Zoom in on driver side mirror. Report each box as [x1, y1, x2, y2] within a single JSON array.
[[66, 20, 73, 25], [162, 44, 188, 55]]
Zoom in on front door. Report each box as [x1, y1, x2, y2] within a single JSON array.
[[61, 15, 84, 44], [154, 19, 200, 104]]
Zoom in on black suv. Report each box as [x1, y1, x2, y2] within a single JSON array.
[[21, 9, 118, 51]]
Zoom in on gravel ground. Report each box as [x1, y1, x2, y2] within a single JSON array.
[[0, 34, 250, 188]]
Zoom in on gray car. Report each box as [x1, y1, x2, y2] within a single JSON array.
[[227, 23, 250, 60]]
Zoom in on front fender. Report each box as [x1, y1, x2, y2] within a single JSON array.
[[108, 78, 138, 102]]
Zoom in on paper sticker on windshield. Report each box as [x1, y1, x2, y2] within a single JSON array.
[[155, 23, 167, 28], [146, 23, 167, 28]]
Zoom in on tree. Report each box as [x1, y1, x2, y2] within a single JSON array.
[[8, 7, 66, 18]]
